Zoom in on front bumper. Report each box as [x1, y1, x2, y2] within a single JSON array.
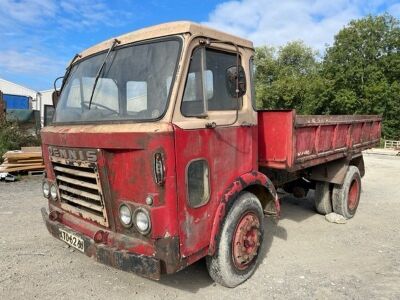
[[41, 208, 161, 280]]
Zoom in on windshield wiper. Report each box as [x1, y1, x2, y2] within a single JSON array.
[[88, 38, 120, 110]]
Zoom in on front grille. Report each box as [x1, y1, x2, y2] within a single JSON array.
[[51, 157, 109, 227]]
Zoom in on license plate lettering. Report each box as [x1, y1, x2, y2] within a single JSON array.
[[60, 229, 84, 252]]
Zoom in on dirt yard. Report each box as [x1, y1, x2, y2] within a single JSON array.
[[0, 154, 399, 299]]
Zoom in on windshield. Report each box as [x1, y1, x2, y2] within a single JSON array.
[[54, 38, 181, 123]]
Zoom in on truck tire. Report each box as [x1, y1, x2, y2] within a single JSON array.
[[332, 166, 361, 219], [314, 182, 333, 215], [206, 192, 264, 288]]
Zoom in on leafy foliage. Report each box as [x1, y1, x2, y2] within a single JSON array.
[[0, 115, 41, 163], [255, 42, 323, 113], [255, 14, 400, 139]]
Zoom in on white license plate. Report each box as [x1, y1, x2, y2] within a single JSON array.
[[59, 229, 84, 252]]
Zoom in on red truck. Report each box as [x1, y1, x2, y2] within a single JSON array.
[[41, 22, 382, 287]]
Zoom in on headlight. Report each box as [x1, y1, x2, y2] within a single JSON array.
[[134, 208, 151, 234], [119, 204, 132, 227], [42, 181, 50, 198], [50, 184, 58, 200]]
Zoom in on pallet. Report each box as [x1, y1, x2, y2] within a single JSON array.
[[0, 149, 44, 173], [28, 170, 45, 176]]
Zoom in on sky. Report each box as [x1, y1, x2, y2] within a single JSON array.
[[0, 0, 399, 91]]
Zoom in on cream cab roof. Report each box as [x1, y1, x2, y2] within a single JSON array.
[[76, 21, 254, 62]]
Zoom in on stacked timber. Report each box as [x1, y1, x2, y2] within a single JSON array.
[[0, 147, 44, 173]]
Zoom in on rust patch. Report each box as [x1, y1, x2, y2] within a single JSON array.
[[181, 211, 209, 252], [154, 237, 180, 274], [41, 208, 161, 280]]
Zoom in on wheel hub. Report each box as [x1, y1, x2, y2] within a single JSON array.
[[348, 178, 360, 210], [232, 212, 261, 270]]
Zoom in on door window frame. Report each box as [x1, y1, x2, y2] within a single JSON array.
[[180, 44, 244, 118], [185, 158, 211, 208]]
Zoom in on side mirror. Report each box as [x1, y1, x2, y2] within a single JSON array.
[[52, 90, 60, 108], [226, 65, 246, 98]]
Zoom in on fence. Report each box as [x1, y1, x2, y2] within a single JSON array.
[[384, 140, 400, 149]]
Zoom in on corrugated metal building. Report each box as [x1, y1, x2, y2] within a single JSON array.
[[0, 78, 38, 106], [0, 78, 54, 126]]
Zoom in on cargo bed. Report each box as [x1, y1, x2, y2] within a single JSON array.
[[258, 110, 382, 171]]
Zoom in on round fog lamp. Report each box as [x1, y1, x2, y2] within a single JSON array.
[[134, 209, 151, 234], [119, 205, 132, 227], [50, 184, 58, 200], [43, 181, 50, 198]]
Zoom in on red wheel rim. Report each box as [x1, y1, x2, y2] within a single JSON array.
[[348, 178, 360, 210], [232, 212, 261, 270]]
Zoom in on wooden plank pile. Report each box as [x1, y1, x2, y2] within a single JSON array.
[[0, 147, 44, 173]]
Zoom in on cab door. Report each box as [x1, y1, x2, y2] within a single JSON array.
[[173, 43, 257, 258]]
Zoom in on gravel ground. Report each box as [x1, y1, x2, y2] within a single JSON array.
[[0, 154, 399, 299]]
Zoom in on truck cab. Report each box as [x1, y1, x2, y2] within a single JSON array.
[[41, 21, 381, 288], [42, 22, 269, 285]]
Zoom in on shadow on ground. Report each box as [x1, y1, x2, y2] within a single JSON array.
[[156, 191, 319, 292], [279, 190, 317, 223], [158, 258, 214, 292]]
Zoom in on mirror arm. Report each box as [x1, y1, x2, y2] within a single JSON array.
[[53, 76, 63, 92]]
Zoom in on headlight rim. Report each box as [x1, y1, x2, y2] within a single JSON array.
[[50, 183, 58, 201], [119, 204, 133, 228], [42, 181, 50, 198], [133, 207, 151, 235]]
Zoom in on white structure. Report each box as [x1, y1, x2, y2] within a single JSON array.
[[0, 78, 39, 109], [0, 78, 55, 126], [39, 89, 54, 125]]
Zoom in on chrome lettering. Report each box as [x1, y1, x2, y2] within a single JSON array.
[[68, 149, 77, 160], [78, 151, 85, 161], [59, 149, 68, 159], [48, 146, 97, 162], [86, 151, 97, 162]]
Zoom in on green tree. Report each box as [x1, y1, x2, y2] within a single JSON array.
[[254, 41, 331, 114], [323, 14, 400, 139]]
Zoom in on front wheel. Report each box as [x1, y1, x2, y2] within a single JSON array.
[[332, 166, 362, 219], [206, 192, 264, 288]]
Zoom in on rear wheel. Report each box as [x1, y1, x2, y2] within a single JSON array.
[[206, 192, 264, 288], [332, 166, 361, 219], [314, 181, 333, 215]]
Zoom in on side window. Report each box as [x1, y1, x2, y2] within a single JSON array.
[[187, 159, 210, 208], [127, 81, 148, 113], [181, 47, 242, 117], [181, 48, 209, 116], [206, 49, 241, 111], [184, 71, 213, 102]]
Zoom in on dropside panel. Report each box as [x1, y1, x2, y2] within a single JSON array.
[[258, 110, 381, 171]]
